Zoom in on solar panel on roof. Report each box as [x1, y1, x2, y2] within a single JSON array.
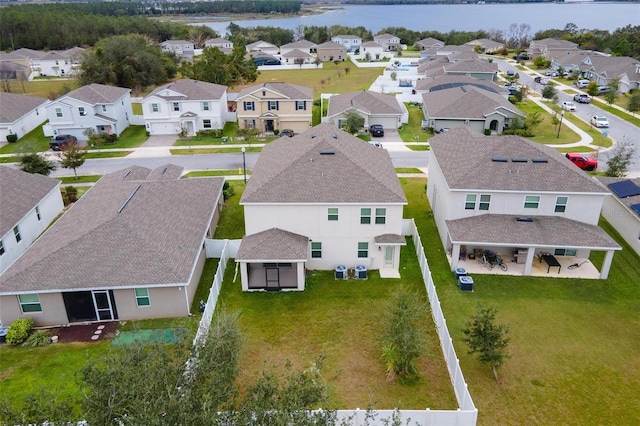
[[631, 204, 640, 216], [608, 180, 640, 198]]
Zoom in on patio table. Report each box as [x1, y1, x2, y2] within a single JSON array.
[[541, 254, 561, 274]]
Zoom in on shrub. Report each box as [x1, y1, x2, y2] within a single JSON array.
[[6, 318, 35, 345], [223, 181, 235, 200], [273, 129, 280, 135], [484, 129, 491, 135], [25, 329, 51, 347], [63, 186, 78, 204], [6, 133, 18, 143]]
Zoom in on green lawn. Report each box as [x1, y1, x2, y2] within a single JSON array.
[[173, 122, 240, 146], [101, 125, 148, 149], [2, 79, 78, 99], [0, 124, 50, 154], [183, 170, 252, 178], [58, 175, 102, 184], [515, 100, 581, 144], [213, 180, 246, 239]]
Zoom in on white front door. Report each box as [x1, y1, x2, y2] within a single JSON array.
[[385, 246, 394, 266]]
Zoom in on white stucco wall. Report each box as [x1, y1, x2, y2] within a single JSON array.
[[0, 102, 48, 143], [601, 196, 640, 256], [143, 93, 228, 135]]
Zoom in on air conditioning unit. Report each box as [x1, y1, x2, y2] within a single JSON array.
[[335, 265, 347, 280], [355, 265, 367, 279]]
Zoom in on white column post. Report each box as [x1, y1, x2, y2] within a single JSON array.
[[600, 250, 615, 279]]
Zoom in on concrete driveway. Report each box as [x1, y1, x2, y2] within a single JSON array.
[[141, 135, 178, 147]]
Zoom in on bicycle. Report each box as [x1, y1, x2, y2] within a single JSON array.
[[482, 250, 508, 271]]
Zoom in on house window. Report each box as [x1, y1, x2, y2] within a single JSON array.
[[151, 103, 159, 113], [311, 242, 322, 258], [55, 108, 63, 118], [18, 294, 42, 313], [524, 195, 540, 209], [328, 208, 338, 221], [465, 194, 477, 210], [338, 119, 345, 129], [173, 102, 180, 112], [78, 107, 86, 116], [360, 208, 371, 224], [243, 101, 255, 111], [0, 240, 4, 256], [35, 206, 41, 221], [102, 105, 107, 112], [13, 226, 21, 243], [245, 119, 256, 129], [203, 119, 212, 129], [555, 196, 568, 213], [358, 242, 369, 258], [202, 101, 210, 111], [296, 101, 306, 110], [554, 248, 577, 257], [268, 101, 279, 111], [375, 208, 386, 224], [479, 194, 491, 211], [135, 288, 150, 306]]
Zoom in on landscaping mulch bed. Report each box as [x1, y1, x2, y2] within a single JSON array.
[[48, 322, 119, 343]]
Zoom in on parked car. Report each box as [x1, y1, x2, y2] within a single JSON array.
[[434, 128, 450, 134], [561, 101, 577, 111], [566, 153, 598, 171], [545, 70, 558, 77], [506, 70, 515, 77], [596, 86, 611, 95], [280, 129, 295, 137], [50, 134, 77, 151], [369, 141, 383, 148], [575, 79, 590, 88], [512, 53, 529, 60], [534, 76, 550, 85], [590, 115, 609, 128], [573, 93, 591, 104], [369, 124, 384, 137]]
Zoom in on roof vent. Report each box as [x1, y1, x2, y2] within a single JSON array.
[[532, 158, 548, 163], [161, 167, 168, 174], [124, 170, 132, 177], [320, 150, 335, 155], [332, 133, 338, 139], [516, 217, 533, 222], [118, 184, 142, 213], [492, 157, 508, 162], [311, 133, 317, 138], [511, 158, 528, 163]]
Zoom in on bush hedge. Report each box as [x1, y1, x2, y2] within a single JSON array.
[[6, 317, 35, 345]]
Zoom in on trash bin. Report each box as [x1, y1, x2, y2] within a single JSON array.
[[454, 267, 467, 279], [458, 276, 474, 292]]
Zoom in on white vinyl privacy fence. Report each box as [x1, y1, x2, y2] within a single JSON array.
[[193, 227, 477, 425]]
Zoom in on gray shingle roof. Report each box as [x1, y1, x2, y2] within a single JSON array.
[[0, 166, 61, 237], [421, 85, 523, 119], [282, 49, 313, 59], [280, 39, 316, 49], [237, 82, 313, 100], [429, 126, 608, 194], [446, 214, 620, 249], [241, 123, 406, 204], [316, 41, 344, 49], [63, 83, 130, 105], [415, 75, 508, 95], [236, 228, 309, 261], [147, 79, 227, 101], [374, 234, 406, 245], [0, 92, 48, 124], [327, 90, 403, 117], [0, 166, 224, 294], [444, 58, 498, 73]]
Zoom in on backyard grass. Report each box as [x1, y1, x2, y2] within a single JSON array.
[[100, 125, 148, 149], [2, 79, 78, 99], [406, 144, 430, 151], [399, 104, 430, 142], [395, 167, 424, 174], [0, 124, 50, 154], [213, 180, 246, 239], [131, 102, 143, 115]]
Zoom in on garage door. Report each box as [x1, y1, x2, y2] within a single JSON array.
[[369, 116, 398, 130], [149, 122, 178, 135]]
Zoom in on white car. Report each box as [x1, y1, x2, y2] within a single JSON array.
[[561, 101, 576, 111], [590, 115, 609, 128]]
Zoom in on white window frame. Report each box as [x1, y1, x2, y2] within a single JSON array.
[[268, 100, 279, 111], [243, 101, 255, 111], [135, 288, 150, 307], [35, 206, 41, 221], [78, 107, 86, 116], [375, 208, 386, 224], [203, 119, 212, 129], [360, 208, 371, 224], [311, 242, 322, 258], [465, 194, 477, 210], [479, 194, 491, 211], [55, 107, 63, 118], [173, 102, 180, 112], [202, 101, 210, 111], [524, 195, 540, 209], [358, 242, 369, 258], [18, 294, 42, 313], [296, 100, 306, 110], [328, 208, 338, 221], [0, 239, 5, 256], [151, 103, 159, 113], [555, 196, 568, 213]]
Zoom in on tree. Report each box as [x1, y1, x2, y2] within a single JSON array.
[[57, 141, 86, 178], [380, 286, 426, 381], [603, 77, 620, 105], [341, 109, 364, 134], [80, 35, 177, 91], [19, 152, 56, 176], [462, 305, 510, 381], [586, 81, 599, 97], [628, 91, 640, 116], [541, 84, 557, 102], [605, 138, 637, 177], [180, 45, 258, 87]]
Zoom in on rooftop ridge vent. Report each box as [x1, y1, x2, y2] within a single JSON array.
[[512, 158, 528, 163], [161, 167, 168, 174], [123, 170, 132, 177], [320, 150, 335, 155], [532, 158, 548, 163], [118, 184, 142, 214], [492, 157, 508, 162], [516, 217, 533, 222]]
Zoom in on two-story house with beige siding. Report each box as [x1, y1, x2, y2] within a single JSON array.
[[235, 82, 313, 134], [316, 41, 347, 62]]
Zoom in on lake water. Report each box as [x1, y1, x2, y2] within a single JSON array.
[[199, 2, 639, 36]]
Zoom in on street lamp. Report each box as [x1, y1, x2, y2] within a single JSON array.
[[241, 146, 246, 184], [556, 109, 565, 139]]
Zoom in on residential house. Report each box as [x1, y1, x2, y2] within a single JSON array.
[[427, 127, 620, 279], [528, 38, 579, 59], [279, 39, 317, 55], [161, 40, 195, 61], [235, 82, 313, 134], [0, 48, 43, 68], [316, 41, 347, 62], [436, 57, 498, 81], [580, 55, 640, 94], [330, 35, 362, 52], [44, 83, 133, 140], [414, 75, 509, 99], [236, 123, 407, 291], [30, 47, 84, 77], [435, 45, 476, 56], [281, 49, 316, 65], [205, 37, 234, 54], [465, 38, 505, 53], [0, 165, 224, 327], [0, 92, 49, 143], [0, 61, 29, 81], [360, 41, 385, 61], [325, 90, 407, 130], [246, 40, 279, 56], [142, 79, 228, 136], [421, 84, 524, 134], [414, 37, 444, 51], [596, 177, 640, 256], [374, 33, 401, 51], [0, 166, 64, 275]]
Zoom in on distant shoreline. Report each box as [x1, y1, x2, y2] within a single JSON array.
[[154, 5, 342, 25]]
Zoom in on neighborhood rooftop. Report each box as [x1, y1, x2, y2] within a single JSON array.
[[63, 83, 130, 105]]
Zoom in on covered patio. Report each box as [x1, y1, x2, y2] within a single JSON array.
[[445, 215, 621, 279]]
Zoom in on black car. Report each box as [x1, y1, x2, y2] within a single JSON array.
[[573, 93, 591, 104], [370, 124, 384, 137], [50, 134, 78, 151], [280, 129, 295, 137], [513, 53, 530, 60]]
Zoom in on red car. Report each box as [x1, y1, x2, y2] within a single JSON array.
[[566, 153, 597, 171]]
